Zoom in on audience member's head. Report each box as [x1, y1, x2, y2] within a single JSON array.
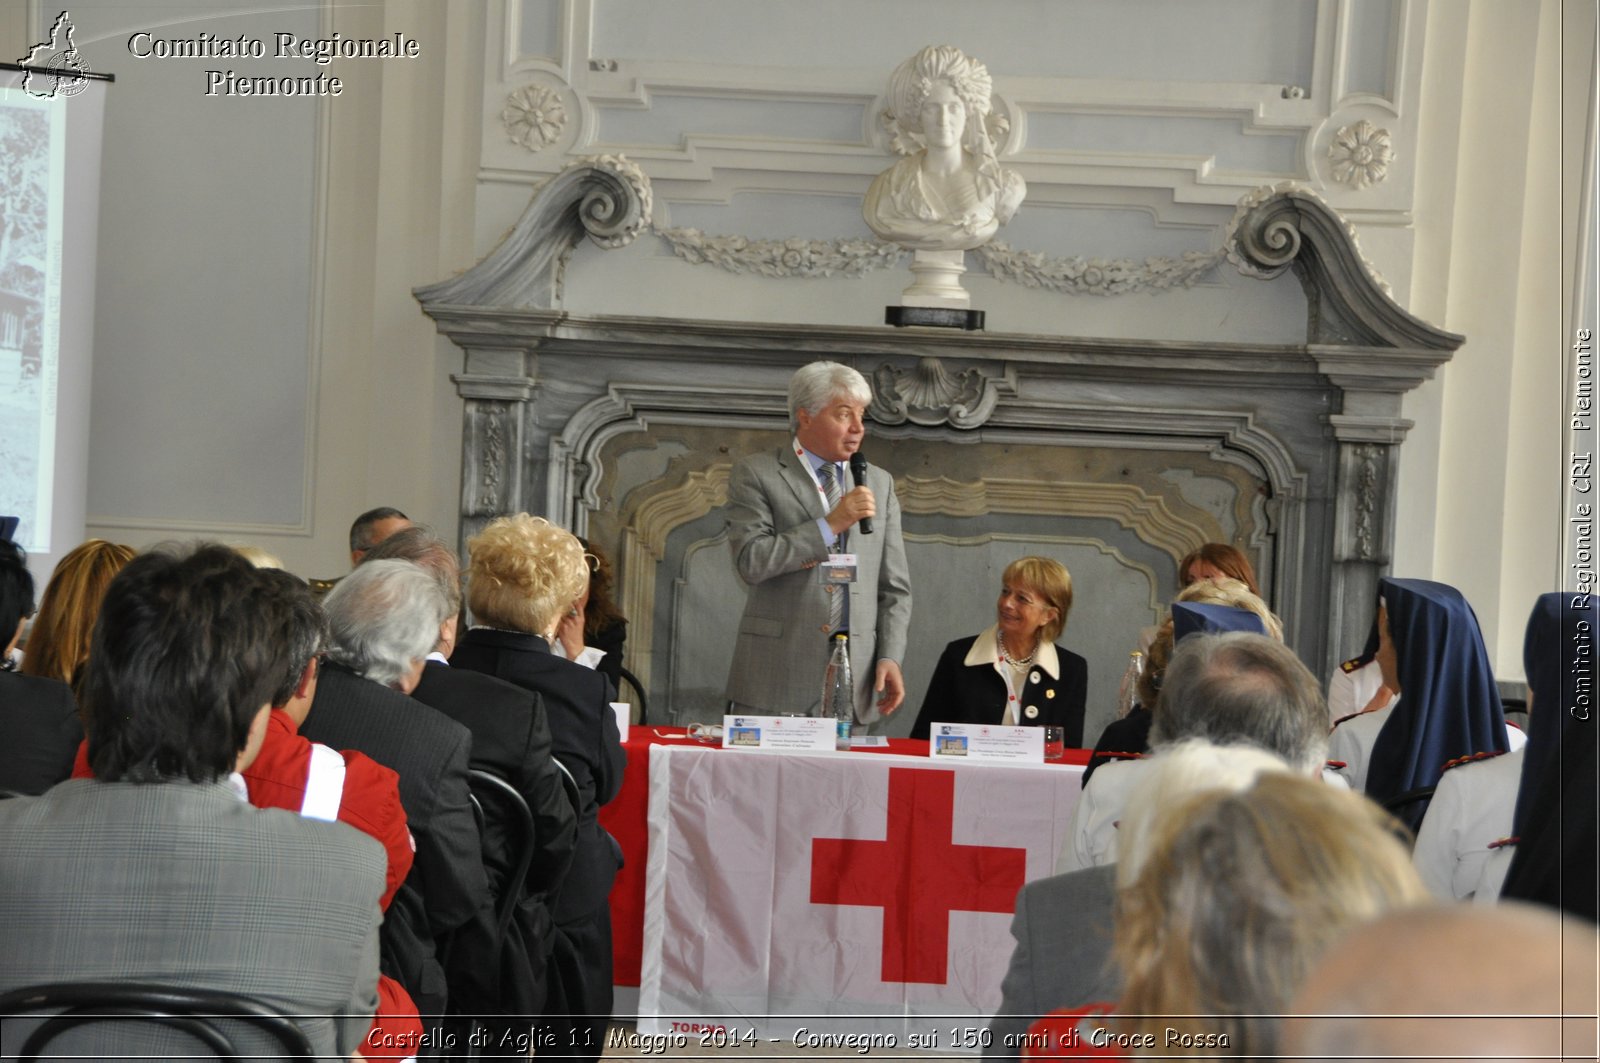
[[361, 526, 461, 656], [21, 539, 138, 686], [1172, 575, 1281, 639], [1150, 631, 1328, 773], [81, 544, 289, 784], [1285, 902, 1598, 1062], [466, 514, 589, 638], [322, 559, 447, 693], [1115, 774, 1428, 1059], [577, 536, 626, 641], [1136, 578, 1282, 711], [232, 543, 284, 569], [1365, 578, 1504, 811], [1504, 599, 1600, 920], [1514, 591, 1594, 834], [1177, 542, 1259, 595], [348, 506, 412, 567], [0, 539, 35, 659], [1114, 738, 1294, 883], [254, 567, 328, 725]]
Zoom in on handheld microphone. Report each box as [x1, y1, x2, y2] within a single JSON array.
[[849, 452, 873, 534]]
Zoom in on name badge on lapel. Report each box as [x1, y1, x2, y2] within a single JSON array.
[[819, 553, 857, 584]]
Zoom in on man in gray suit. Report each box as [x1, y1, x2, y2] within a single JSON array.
[[0, 545, 386, 1059], [724, 361, 913, 724]]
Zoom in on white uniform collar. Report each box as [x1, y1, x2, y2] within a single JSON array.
[[965, 623, 1060, 679]]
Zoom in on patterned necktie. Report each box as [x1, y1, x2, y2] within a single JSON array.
[[819, 462, 846, 634]]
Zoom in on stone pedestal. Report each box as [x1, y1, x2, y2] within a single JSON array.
[[902, 249, 970, 308], [888, 250, 985, 329]]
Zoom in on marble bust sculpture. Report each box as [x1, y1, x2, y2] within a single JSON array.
[[863, 45, 1026, 252]]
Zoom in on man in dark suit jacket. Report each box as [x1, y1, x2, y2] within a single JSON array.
[[364, 526, 580, 1021], [0, 538, 80, 795], [983, 865, 1119, 1063], [0, 545, 385, 1059], [300, 560, 488, 1020]]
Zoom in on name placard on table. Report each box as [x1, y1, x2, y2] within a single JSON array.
[[928, 722, 1045, 762], [721, 715, 838, 753]]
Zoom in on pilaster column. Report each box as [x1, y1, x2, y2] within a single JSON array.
[[452, 347, 536, 546]]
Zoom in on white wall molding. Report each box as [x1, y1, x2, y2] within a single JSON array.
[[481, 0, 1430, 226]]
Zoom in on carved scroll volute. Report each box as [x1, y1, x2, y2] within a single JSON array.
[[869, 357, 1001, 429], [414, 155, 653, 310], [1225, 184, 1464, 351]]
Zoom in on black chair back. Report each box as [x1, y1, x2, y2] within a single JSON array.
[[467, 769, 535, 939], [0, 982, 315, 1061], [618, 665, 649, 725]]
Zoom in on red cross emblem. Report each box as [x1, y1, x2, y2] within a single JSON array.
[[809, 766, 1027, 984]]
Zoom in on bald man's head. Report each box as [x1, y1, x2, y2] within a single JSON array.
[[1285, 903, 1598, 1062]]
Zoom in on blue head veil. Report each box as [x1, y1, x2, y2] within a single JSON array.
[[1366, 578, 1505, 804], [1503, 591, 1599, 919], [1512, 592, 1597, 834], [1171, 602, 1268, 642]]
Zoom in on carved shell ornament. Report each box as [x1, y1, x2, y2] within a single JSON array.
[[870, 358, 998, 429], [502, 84, 567, 152], [1328, 120, 1394, 190]]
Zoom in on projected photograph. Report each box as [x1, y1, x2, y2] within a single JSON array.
[[0, 94, 54, 549]]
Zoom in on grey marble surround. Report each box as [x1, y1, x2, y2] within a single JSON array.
[[416, 161, 1459, 740]]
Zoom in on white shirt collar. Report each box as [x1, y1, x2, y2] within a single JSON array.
[[965, 624, 1061, 679], [793, 437, 841, 480]]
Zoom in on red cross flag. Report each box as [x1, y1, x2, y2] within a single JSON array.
[[636, 743, 1085, 1043]]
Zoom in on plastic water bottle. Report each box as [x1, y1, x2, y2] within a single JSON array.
[[1117, 650, 1144, 718], [823, 633, 854, 750]]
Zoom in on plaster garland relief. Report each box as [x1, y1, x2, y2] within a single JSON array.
[[517, 155, 1394, 299], [647, 182, 1392, 297], [651, 225, 1225, 295]]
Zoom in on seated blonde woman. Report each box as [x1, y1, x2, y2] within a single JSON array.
[[1024, 773, 1429, 1059], [910, 556, 1087, 746], [450, 513, 624, 1058]]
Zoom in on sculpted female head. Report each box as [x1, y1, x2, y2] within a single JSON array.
[[885, 45, 993, 150]]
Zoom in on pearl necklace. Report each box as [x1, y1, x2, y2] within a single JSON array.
[[997, 631, 1036, 667]]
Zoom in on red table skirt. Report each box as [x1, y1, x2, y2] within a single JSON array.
[[599, 727, 1091, 987]]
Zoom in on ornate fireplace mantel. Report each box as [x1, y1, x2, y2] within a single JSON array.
[[416, 159, 1460, 732]]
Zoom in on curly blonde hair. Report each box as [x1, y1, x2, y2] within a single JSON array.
[[466, 515, 590, 636], [1114, 774, 1428, 1059]]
